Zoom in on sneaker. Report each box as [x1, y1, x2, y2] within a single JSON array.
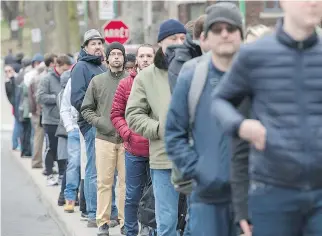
[[58, 175, 64, 185], [140, 225, 150, 236], [43, 169, 58, 176], [80, 212, 88, 221], [64, 200, 75, 213], [47, 174, 58, 186], [57, 193, 65, 206], [120, 226, 127, 235], [97, 223, 109, 236], [87, 219, 97, 228], [108, 219, 119, 228]]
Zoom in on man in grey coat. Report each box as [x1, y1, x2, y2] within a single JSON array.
[[37, 54, 72, 186]]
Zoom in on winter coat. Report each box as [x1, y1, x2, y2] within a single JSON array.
[[111, 70, 149, 157]]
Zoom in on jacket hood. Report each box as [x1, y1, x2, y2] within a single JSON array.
[[60, 70, 71, 88], [183, 34, 202, 56], [154, 48, 168, 70], [78, 48, 103, 65]]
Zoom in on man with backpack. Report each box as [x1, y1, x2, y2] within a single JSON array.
[[165, 3, 245, 235]]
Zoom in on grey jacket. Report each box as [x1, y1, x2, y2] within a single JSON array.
[[37, 69, 61, 125]]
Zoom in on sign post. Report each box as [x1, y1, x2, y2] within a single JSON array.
[[103, 20, 130, 44]]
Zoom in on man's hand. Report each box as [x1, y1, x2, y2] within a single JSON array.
[[240, 219, 252, 236], [238, 119, 266, 151]]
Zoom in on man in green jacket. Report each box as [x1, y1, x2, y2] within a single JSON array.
[[81, 42, 128, 236], [125, 19, 186, 236]]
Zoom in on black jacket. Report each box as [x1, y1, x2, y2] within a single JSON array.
[[166, 34, 202, 93], [71, 49, 107, 135]]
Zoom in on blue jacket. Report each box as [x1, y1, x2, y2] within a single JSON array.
[[165, 56, 232, 203], [71, 49, 107, 135], [212, 19, 322, 190]]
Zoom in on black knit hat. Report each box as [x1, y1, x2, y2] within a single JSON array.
[[106, 42, 126, 58]]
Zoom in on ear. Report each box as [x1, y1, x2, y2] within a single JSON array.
[[200, 32, 205, 42]]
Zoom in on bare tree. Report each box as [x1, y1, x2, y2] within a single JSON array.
[[1, 1, 20, 39]]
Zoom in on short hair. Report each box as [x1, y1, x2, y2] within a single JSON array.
[[245, 24, 272, 41], [136, 44, 155, 56], [56, 54, 73, 67], [44, 53, 57, 67], [185, 20, 195, 36], [126, 53, 136, 63], [193, 15, 206, 40]]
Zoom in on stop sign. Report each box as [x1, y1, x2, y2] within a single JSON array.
[[103, 20, 130, 45]]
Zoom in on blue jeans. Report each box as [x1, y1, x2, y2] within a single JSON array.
[[12, 118, 22, 149], [64, 129, 81, 201], [190, 201, 235, 236], [84, 127, 97, 220], [249, 181, 322, 236], [124, 151, 149, 236], [151, 169, 179, 236]]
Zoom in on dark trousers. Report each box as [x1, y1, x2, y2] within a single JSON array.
[[249, 181, 322, 236], [79, 179, 87, 214], [20, 118, 32, 157], [124, 151, 149, 236], [59, 161, 68, 197], [43, 124, 65, 175]]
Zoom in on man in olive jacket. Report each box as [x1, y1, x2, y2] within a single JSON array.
[[125, 19, 186, 236]]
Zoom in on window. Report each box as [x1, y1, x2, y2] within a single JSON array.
[[188, 3, 206, 21], [263, 0, 282, 13]]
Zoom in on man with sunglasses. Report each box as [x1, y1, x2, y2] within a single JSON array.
[[165, 3, 244, 235], [81, 42, 128, 236]]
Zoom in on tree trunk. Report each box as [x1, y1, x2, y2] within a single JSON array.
[[1, 1, 19, 39], [68, 1, 81, 53], [53, 1, 70, 53]]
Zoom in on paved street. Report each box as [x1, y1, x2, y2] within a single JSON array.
[[1, 132, 64, 236]]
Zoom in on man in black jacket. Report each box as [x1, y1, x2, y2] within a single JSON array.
[[166, 14, 209, 93]]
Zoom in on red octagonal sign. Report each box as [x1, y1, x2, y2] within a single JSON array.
[[103, 20, 130, 45]]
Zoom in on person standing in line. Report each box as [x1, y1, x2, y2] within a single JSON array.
[[71, 29, 107, 228], [111, 44, 155, 236], [81, 42, 128, 236], [124, 53, 136, 72], [29, 53, 57, 169], [37, 54, 72, 186], [125, 19, 186, 236], [212, 1, 322, 235], [165, 3, 244, 235]]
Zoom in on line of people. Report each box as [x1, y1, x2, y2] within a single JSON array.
[[4, 1, 322, 236]]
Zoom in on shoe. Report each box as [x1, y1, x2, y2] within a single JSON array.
[[47, 174, 58, 186], [80, 212, 88, 221], [64, 200, 75, 213], [42, 169, 58, 176], [97, 223, 109, 236], [140, 225, 150, 236], [32, 164, 42, 169], [58, 175, 64, 185], [108, 219, 119, 228], [120, 226, 127, 235], [57, 193, 65, 206], [87, 219, 97, 228]]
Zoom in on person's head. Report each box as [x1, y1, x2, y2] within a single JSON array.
[[4, 65, 16, 79], [204, 2, 243, 58], [83, 29, 105, 56], [185, 20, 195, 37], [193, 14, 210, 52], [136, 44, 155, 70], [245, 25, 272, 43], [55, 54, 73, 75], [44, 53, 57, 68], [280, 0, 322, 31], [125, 54, 136, 72], [158, 19, 187, 54], [22, 58, 32, 68], [31, 53, 44, 68], [106, 42, 126, 71], [15, 52, 24, 64]]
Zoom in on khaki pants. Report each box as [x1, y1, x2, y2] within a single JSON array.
[[95, 138, 125, 227], [31, 115, 44, 168]]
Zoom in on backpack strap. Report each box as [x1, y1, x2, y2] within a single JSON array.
[[188, 54, 210, 127]]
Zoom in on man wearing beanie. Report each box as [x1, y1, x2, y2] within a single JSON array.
[[81, 41, 128, 236], [71, 29, 107, 227], [213, 1, 322, 236], [125, 19, 186, 236], [165, 2, 245, 235]]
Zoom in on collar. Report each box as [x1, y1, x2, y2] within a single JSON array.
[[276, 19, 318, 49], [54, 67, 61, 77], [109, 69, 125, 79]]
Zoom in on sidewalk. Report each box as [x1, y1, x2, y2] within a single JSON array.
[[12, 151, 123, 236]]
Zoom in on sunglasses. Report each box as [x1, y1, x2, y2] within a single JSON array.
[[211, 24, 239, 35]]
